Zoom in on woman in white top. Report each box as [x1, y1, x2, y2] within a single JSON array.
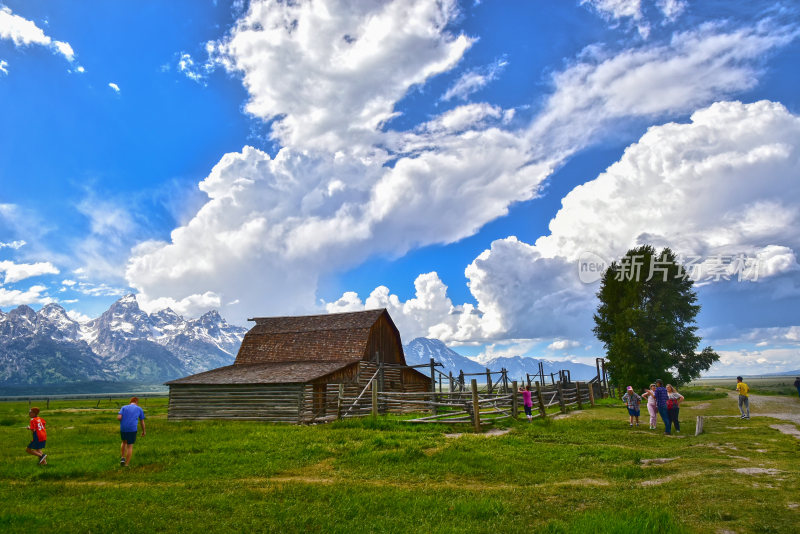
[[641, 383, 658, 430]]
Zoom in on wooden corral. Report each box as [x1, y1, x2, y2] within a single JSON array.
[[166, 309, 431, 422]]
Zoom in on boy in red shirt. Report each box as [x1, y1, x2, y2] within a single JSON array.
[[26, 407, 47, 465]]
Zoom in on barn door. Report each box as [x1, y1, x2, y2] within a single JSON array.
[[313, 383, 326, 416]]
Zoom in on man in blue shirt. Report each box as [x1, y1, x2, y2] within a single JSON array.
[[117, 397, 146, 467], [654, 379, 672, 435]]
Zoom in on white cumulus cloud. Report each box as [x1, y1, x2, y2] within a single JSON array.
[[0, 6, 77, 63], [209, 0, 473, 153], [0, 285, 52, 307], [126, 3, 799, 329], [0, 260, 60, 284], [108, 82, 120, 93]]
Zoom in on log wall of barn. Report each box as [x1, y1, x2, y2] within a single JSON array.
[[168, 384, 305, 422]]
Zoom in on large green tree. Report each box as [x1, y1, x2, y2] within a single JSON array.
[[593, 245, 719, 389]]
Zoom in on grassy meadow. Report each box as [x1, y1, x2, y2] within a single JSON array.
[[1, 386, 798, 533]]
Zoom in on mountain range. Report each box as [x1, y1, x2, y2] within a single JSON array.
[[1, 300, 600, 387], [402, 337, 600, 382], [0, 295, 246, 385]]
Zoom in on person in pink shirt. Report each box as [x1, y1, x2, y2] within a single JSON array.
[[641, 383, 658, 430], [518, 385, 534, 422]]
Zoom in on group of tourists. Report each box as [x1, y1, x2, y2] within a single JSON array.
[[23, 397, 146, 468], [622, 379, 684, 434]]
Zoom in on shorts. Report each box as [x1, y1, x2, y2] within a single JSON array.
[[28, 438, 46, 450], [120, 431, 137, 444], [627, 408, 640, 417], [524, 405, 532, 416]]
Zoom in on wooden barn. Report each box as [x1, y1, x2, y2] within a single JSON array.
[[166, 309, 431, 422]]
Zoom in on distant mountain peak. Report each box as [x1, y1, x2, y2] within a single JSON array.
[[119, 294, 137, 304], [0, 295, 248, 385]]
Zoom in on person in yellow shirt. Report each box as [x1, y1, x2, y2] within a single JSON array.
[[736, 376, 750, 419]]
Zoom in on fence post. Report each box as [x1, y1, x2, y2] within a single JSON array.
[[371, 380, 378, 418], [695, 415, 704, 436], [557, 382, 566, 413], [486, 368, 492, 393], [449, 372, 454, 393], [429, 358, 437, 415], [337, 384, 344, 420], [576, 382, 583, 409], [471, 379, 481, 433], [536, 385, 547, 418], [587, 381, 595, 406], [46, 398, 50, 409], [511, 380, 518, 419], [502, 369, 509, 393]]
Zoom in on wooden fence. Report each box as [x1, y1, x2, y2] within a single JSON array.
[[334, 377, 600, 431]]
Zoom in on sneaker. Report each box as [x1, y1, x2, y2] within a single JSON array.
[[38, 454, 47, 465], [120, 457, 126, 466]]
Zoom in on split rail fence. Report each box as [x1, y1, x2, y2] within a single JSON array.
[[332, 375, 601, 431]]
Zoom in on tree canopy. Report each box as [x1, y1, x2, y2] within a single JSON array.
[[593, 245, 719, 389]]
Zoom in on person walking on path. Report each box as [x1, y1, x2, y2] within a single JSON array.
[[621, 386, 642, 427], [736, 377, 750, 419], [654, 379, 672, 434], [118, 397, 146, 467], [666, 385, 684, 433], [794, 377, 800, 399], [518, 385, 534, 422], [642, 383, 658, 430], [25, 407, 47, 466]]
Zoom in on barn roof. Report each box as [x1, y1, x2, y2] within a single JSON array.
[[165, 360, 357, 385], [234, 308, 396, 365]]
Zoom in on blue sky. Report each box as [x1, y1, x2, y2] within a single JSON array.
[[2, 0, 799, 375]]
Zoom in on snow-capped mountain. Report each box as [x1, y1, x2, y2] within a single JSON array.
[[0, 295, 247, 385], [403, 337, 486, 374], [403, 337, 599, 382]]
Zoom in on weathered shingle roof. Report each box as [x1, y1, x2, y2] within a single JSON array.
[[247, 309, 385, 334], [234, 309, 388, 365], [166, 361, 358, 385]]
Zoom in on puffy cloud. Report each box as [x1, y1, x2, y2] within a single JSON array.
[[127, 123, 550, 321], [335, 100, 800, 353], [66, 310, 92, 323], [0, 260, 59, 284], [0, 285, 52, 307], [108, 82, 120, 93], [127, 3, 799, 329], [325, 271, 484, 343], [0, 6, 76, 62], [466, 100, 800, 342], [534, 100, 800, 264], [52, 40, 74, 61], [210, 0, 473, 153]]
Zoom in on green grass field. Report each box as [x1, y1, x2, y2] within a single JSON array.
[[1, 388, 798, 533]]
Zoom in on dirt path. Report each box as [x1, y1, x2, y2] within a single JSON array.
[[724, 391, 800, 424]]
